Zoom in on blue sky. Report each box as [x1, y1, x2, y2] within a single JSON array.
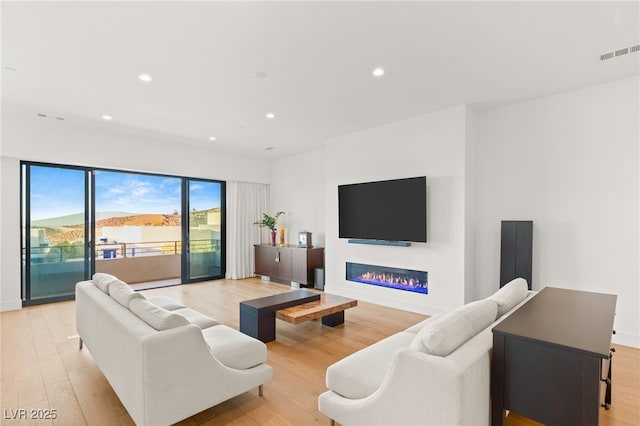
[[96, 171, 221, 214], [30, 166, 85, 220], [188, 181, 222, 212], [29, 166, 221, 220]]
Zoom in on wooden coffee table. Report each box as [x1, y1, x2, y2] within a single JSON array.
[[239, 290, 357, 343], [276, 293, 357, 326]]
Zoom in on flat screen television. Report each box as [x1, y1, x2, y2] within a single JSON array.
[[338, 176, 427, 243]]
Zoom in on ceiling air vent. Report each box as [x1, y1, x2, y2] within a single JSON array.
[[600, 52, 614, 61], [615, 48, 629, 57], [600, 43, 640, 61]]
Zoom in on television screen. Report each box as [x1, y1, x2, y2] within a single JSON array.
[[338, 176, 427, 242]]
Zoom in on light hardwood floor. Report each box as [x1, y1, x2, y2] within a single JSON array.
[[1, 278, 638, 425]]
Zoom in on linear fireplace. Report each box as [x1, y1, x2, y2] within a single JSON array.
[[346, 262, 428, 294]]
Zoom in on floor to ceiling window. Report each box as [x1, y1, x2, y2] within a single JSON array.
[[21, 161, 225, 305], [22, 164, 91, 304], [184, 179, 225, 282], [93, 170, 183, 285]]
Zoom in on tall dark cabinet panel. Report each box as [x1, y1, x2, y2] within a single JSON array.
[[500, 220, 533, 290]]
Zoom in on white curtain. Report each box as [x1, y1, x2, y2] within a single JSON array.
[[226, 181, 270, 279]]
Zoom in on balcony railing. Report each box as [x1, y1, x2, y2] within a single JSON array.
[[25, 239, 221, 284], [26, 239, 219, 262]]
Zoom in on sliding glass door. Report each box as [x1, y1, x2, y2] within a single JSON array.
[[22, 164, 91, 303], [21, 161, 226, 305], [183, 179, 225, 282], [93, 170, 183, 285]]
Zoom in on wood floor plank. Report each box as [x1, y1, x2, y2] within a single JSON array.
[[67, 366, 129, 425], [44, 379, 86, 426], [1, 277, 638, 426]]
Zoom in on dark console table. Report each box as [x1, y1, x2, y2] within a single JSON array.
[[491, 287, 616, 426]]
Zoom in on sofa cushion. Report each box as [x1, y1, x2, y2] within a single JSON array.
[[146, 296, 186, 311], [487, 277, 529, 318], [409, 299, 498, 357], [405, 309, 449, 334], [108, 279, 144, 308], [202, 325, 267, 369], [92, 272, 118, 293], [173, 308, 220, 329], [129, 298, 190, 331], [326, 331, 415, 399]]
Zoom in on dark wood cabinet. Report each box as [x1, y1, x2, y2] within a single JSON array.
[[254, 245, 324, 287], [491, 287, 616, 426]]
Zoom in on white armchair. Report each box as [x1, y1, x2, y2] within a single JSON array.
[[318, 279, 534, 426]]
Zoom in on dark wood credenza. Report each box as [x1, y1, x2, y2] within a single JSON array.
[[254, 244, 324, 287], [491, 287, 617, 426]]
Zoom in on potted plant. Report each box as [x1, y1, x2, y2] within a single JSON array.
[[254, 211, 285, 246]]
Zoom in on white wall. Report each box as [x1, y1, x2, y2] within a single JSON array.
[[1, 107, 271, 182], [270, 149, 325, 247], [0, 156, 21, 310], [475, 76, 640, 347], [324, 105, 470, 315], [464, 106, 479, 303], [0, 107, 271, 311]]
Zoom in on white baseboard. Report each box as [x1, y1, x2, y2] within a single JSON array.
[[0, 299, 22, 312], [612, 331, 640, 349]]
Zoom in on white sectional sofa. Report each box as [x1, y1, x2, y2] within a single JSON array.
[[318, 278, 534, 426], [76, 274, 272, 426]]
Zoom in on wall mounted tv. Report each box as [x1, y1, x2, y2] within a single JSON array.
[[338, 176, 427, 243]]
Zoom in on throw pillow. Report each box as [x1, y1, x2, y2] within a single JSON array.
[[487, 277, 529, 318], [409, 299, 498, 357], [129, 298, 190, 331], [92, 272, 118, 293], [108, 279, 144, 308]]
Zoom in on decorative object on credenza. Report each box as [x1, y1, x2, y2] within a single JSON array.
[[279, 226, 285, 247], [253, 211, 285, 246], [298, 231, 312, 248]]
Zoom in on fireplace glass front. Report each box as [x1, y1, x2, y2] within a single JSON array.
[[346, 262, 428, 294]]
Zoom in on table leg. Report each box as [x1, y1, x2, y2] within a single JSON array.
[[240, 305, 277, 343], [322, 310, 345, 327]]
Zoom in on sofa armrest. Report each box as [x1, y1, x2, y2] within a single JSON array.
[[140, 324, 272, 426], [319, 348, 489, 426]]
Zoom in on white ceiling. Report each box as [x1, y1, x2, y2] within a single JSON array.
[[2, 1, 639, 158]]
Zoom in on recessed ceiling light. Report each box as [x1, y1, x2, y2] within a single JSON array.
[[138, 74, 152, 82], [252, 72, 267, 79], [266, 113, 275, 119], [5, 67, 16, 71], [37, 113, 47, 118], [208, 136, 216, 141], [55, 117, 64, 121], [372, 67, 385, 77], [102, 115, 112, 121], [265, 146, 275, 151]]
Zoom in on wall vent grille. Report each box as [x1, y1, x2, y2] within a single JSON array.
[[600, 43, 640, 61], [615, 48, 629, 57]]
